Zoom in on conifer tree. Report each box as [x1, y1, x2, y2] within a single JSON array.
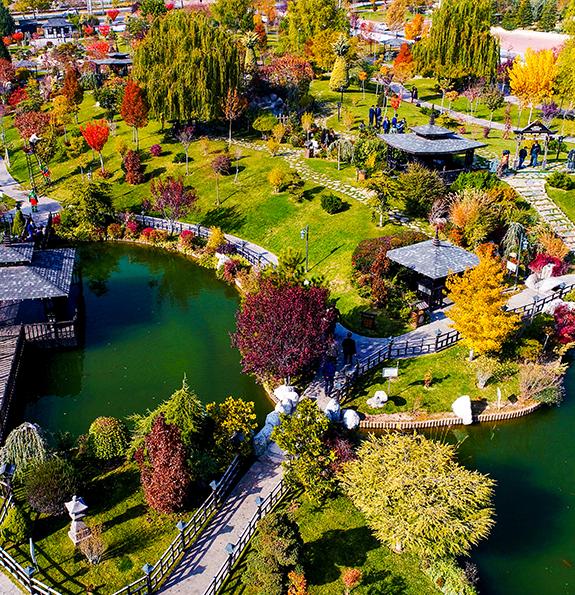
[[413, 0, 499, 83], [538, 0, 557, 31], [516, 0, 534, 28], [0, 5, 15, 38], [329, 35, 350, 92]]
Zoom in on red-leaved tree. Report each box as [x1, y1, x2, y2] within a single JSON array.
[[14, 111, 51, 146], [529, 253, 567, 277], [554, 304, 575, 345], [80, 120, 110, 173], [134, 414, 190, 513], [123, 149, 144, 184], [393, 42, 413, 67], [120, 79, 148, 148], [221, 87, 247, 143], [106, 9, 119, 21], [99, 25, 111, 38], [86, 40, 109, 59], [149, 176, 197, 233], [260, 55, 314, 100], [62, 67, 83, 121], [232, 280, 337, 382]]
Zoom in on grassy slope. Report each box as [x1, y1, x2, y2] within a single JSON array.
[[222, 496, 439, 595], [546, 185, 575, 224], [347, 345, 519, 415], [9, 464, 182, 594]]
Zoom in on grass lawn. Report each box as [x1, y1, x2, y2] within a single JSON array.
[[9, 463, 185, 594], [0, 195, 16, 212], [221, 495, 439, 595], [546, 185, 575, 224], [346, 345, 519, 416]]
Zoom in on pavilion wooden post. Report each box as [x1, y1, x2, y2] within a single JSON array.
[[513, 134, 522, 169], [543, 133, 549, 168]]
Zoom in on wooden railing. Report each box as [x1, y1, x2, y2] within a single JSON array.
[[110, 455, 242, 595], [506, 282, 575, 319], [24, 317, 78, 348], [134, 215, 276, 269], [0, 544, 60, 595], [202, 479, 290, 595]]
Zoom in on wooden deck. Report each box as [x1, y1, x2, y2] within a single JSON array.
[[0, 327, 24, 441]]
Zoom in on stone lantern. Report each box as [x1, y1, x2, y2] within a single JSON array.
[[65, 495, 91, 545]]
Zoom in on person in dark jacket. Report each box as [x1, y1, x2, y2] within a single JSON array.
[[342, 332, 357, 366]]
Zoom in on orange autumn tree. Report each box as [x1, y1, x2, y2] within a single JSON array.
[[120, 80, 149, 148], [446, 244, 520, 360], [393, 42, 414, 83], [80, 120, 110, 173], [405, 13, 424, 40]]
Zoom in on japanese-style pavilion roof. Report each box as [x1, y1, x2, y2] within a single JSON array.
[[378, 129, 486, 155], [92, 57, 132, 66], [386, 239, 479, 280], [0, 248, 76, 301], [410, 124, 454, 138], [0, 243, 34, 266], [514, 119, 556, 136], [44, 17, 75, 27]]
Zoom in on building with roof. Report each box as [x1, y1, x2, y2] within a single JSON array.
[[379, 114, 486, 181], [42, 16, 76, 41], [386, 237, 479, 309]]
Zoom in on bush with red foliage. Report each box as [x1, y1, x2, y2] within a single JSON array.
[[232, 280, 337, 381], [529, 253, 567, 277], [12, 32, 23, 44], [14, 110, 50, 142], [150, 144, 162, 157], [260, 54, 314, 98], [8, 87, 27, 106], [326, 435, 357, 474], [135, 415, 190, 513], [123, 149, 144, 184], [107, 9, 119, 21], [554, 303, 575, 345], [125, 218, 139, 238], [98, 25, 110, 37], [86, 40, 109, 59], [179, 229, 196, 250]]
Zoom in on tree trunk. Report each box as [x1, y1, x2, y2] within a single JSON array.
[[99, 152, 104, 173], [468, 348, 475, 362], [528, 103, 534, 125], [135, 127, 139, 150], [392, 541, 403, 553], [185, 149, 189, 176], [215, 175, 220, 205], [379, 210, 383, 227], [228, 119, 232, 143]]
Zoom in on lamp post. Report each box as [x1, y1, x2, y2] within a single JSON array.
[[142, 562, 153, 594], [300, 225, 309, 273]]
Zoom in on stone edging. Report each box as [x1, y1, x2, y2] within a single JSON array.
[[358, 401, 542, 430]]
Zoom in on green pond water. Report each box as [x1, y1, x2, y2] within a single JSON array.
[[19, 243, 270, 436], [16, 243, 575, 594]]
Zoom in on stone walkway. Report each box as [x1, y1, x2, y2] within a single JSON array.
[[160, 446, 284, 595], [505, 171, 575, 251]]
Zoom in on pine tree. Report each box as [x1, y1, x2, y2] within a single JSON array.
[[538, 0, 558, 31], [329, 35, 350, 92], [516, 0, 534, 28], [413, 0, 499, 83], [446, 244, 520, 358], [0, 5, 15, 38]]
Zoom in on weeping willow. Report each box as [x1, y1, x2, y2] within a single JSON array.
[[132, 11, 244, 122], [413, 0, 500, 83]]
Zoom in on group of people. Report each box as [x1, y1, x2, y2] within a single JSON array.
[[517, 141, 542, 169], [321, 332, 358, 396], [23, 214, 46, 244], [367, 106, 407, 133], [305, 128, 338, 157]]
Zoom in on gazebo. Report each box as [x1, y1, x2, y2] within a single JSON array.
[[386, 237, 479, 309], [513, 120, 555, 168], [379, 114, 486, 181]]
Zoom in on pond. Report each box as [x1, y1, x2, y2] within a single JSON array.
[[13, 242, 575, 594], [17, 243, 271, 437]]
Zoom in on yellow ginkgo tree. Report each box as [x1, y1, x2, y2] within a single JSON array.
[[509, 48, 558, 125], [446, 244, 520, 360]]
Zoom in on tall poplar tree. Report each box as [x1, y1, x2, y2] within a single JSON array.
[[0, 5, 15, 38], [516, 0, 534, 27], [132, 11, 243, 123], [413, 0, 500, 84]]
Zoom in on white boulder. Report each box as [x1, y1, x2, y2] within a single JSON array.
[[215, 253, 230, 269], [342, 409, 360, 430], [451, 395, 473, 425], [366, 390, 388, 409], [274, 385, 299, 404], [274, 400, 293, 415], [324, 398, 341, 422]]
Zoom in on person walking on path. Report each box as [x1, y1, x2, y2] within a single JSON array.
[[368, 105, 375, 127], [568, 148, 575, 171], [382, 116, 390, 134], [375, 105, 382, 128], [342, 332, 357, 366], [518, 146, 528, 169], [29, 191, 38, 213], [322, 357, 337, 395], [530, 141, 541, 167]]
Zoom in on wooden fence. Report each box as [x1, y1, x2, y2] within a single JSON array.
[[23, 316, 78, 349], [202, 479, 290, 595], [0, 541, 60, 595], [110, 455, 242, 595], [506, 282, 575, 318], [134, 215, 276, 269]]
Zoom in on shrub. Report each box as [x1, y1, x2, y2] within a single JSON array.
[[267, 138, 281, 155], [474, 355, 499, 389], [125, 219, 139, 238], [519, 360, 566, 404], [123, 150, 144, 185], [140, 227, 155, 242], [0, 505, 31, 545], [79, 524, 105, 565], [106, 223, 123, 239], [451, 171, 500, 192], [11, 209, 25, 237], [221, 257, 249, 284], [97, 169, 112, 179], [149, 229, 168, 244], [425, 557, 477, 595], [88, 417, 129, 460], [320, 193, 345, 214], [206, 227, 227, 253], [216, 242, 237, 255], [516, 338, 543, 362], [179, 229, 196, 250], [252, 113, 279, 136], [211, 154, 232, 175], [290, 134, 304, 148], [0, 422, 48, 477], [115, 137, 128, 157], [395, 164, 446, 217], [423, 370, 433, 388], [268, 167, 287, 193], [547, 171, 575, 190], [24, 458, 77, 516], [529, 253, 567, 277], [150, 143, 162, 157]]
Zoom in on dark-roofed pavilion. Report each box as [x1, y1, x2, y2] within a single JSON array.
[[387, 238, 479, 309], [379, 114, 486, 181]]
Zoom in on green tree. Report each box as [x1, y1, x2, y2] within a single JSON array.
[[65, 180, 113, 231], [0, 4, 15, 38], [243, 510, 303, 595], [272, 399, 336, 503], [88, 417, 129, 460], [133, 11, 243, 122], [413, 0, 499, 83], [394, 163, 446, 217], [365, 171, 399, 226], [139, 0, 166, 18], [11, 207, 25, 237], [538, 0, 557, 31], [283, 0, 347, 53], [24, 458, 77, 516], [341, 434, 495, 558], [212, 0, 254, 31], [516, 0, 534, 27], [329, 34, 350, 92], [0, 422, 48, 477]]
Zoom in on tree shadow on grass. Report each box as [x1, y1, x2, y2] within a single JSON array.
[[362, 569, 407, 594], [309, 244, 343, 271], [200, 205, 246, 232], [304, 526, 379, 585], [102, 503, 147, 531], [145, 167, 166, 182]]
